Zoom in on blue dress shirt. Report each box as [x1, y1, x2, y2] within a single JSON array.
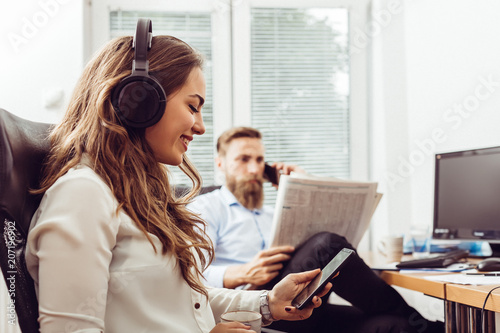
[[188, 186, 275, 288]]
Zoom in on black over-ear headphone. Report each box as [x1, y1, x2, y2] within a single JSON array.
[[111, 18, 167, 128]]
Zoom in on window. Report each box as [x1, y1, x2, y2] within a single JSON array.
[[248, 7, 350, 203], [90, 0, 369, 203], [251, 8, 349, 174], [232, 0, 369, 204]]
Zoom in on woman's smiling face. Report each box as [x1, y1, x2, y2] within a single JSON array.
[[145, 67, 206, 165]]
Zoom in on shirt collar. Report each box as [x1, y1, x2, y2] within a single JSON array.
[[220, 185, 240, 206]]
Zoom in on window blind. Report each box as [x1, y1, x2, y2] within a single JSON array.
[[109, 11, 215, 186], [250, 8, 350, 205]]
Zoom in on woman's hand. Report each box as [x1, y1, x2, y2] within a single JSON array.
[[210, 322, 255, 333], [268, 269, 332, 321]]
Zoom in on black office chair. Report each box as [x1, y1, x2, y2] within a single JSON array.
[[0, 108, 52, 332], [174, 184, 222, 198]]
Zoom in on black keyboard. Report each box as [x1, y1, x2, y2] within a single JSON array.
[[396, 249, 469, 269]]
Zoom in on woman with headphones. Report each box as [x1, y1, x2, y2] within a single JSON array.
[[24, 19, 329, 332]]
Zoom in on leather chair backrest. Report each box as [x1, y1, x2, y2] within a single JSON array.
[[174, 185, 222, 198], [0, 108, 52, 332]]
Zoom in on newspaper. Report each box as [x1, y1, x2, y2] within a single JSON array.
[[269, 173, 382, 248]]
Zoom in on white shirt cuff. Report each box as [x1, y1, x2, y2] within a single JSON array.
[[205, 265, 228, 288]]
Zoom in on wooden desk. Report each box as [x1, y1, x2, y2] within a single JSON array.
[[377, 269, 500, 332], [361, 252, 500, 332], [445, 284, 500, 333], [379, 270, 447, 299], [446, 284, 500, 313], [379, 270, 500, 332]]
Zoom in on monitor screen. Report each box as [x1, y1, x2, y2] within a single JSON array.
[[433, 146, 500, 244]]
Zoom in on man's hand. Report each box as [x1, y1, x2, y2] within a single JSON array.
[[223, 246, 295, 289], [270, 162, 305, 176], [268, 162, 305, 189], [268, 269, 332, 321]]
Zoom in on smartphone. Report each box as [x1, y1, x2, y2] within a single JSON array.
[[263, 163, 280, 185], [292, 248, 355, 310]]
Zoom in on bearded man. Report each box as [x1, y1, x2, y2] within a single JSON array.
[[187, 127, 444, 333]]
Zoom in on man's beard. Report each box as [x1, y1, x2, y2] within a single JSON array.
[[227, 175, 264, 210]]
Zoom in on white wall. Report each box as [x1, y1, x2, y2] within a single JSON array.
[[370, 0, 500, 243], [0, 0, 88, 123]]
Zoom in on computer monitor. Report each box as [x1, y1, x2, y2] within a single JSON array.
[[433, 146, 500, 257]]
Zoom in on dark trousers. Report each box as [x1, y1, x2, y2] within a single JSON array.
[[263, 232, 444, 333]]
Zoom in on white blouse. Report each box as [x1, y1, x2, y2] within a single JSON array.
[[25, 160, 261, 333]]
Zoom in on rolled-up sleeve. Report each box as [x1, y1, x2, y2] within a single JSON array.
[[203, 265, 227, 288], [26, 172, 120, 333], [207, 287, 261, 323]]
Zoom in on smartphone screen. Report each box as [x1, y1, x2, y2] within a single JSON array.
[[292, 248, 354, 310], [263, 163, 280, 185]]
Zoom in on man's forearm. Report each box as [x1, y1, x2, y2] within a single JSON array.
[[223, 264, 248, 289]]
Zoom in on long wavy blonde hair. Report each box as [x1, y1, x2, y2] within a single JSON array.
[[36, 35, 213, 296]]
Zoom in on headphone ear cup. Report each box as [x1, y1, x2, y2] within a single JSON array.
[[112, 76, 167, 128]]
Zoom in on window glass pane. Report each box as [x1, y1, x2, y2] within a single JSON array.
[[109, 11, 214, 186], [250, 8, 350, 204]]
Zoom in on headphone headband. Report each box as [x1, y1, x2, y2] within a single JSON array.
[[132, 18, 153, 74]]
